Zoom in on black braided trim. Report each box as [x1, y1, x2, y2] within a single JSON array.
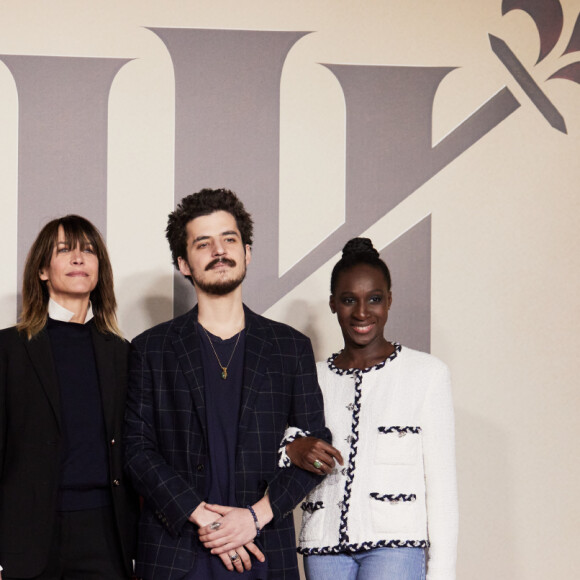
[[336, 368, 362, 545], [377, 426, 422, 435], [326, 343, 401, 376], [326, 343, 402, 547], [301, 501, 324, 514], [298, 538, 429, 556], [369, 493, 417, 503], [278, 427, 311, 467]]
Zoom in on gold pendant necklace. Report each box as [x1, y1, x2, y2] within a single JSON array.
[[201, 325, 242, 380]]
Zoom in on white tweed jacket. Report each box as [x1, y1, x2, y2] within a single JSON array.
[[298, 345, 458, 580]]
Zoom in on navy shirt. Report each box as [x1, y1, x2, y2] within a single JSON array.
[[193, 327, 267, 579], [201, 327, 245, 507]]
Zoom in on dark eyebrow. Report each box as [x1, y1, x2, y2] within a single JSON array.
[[338, 288, 385, 296], [192, 231, 240, 244], [192, 235, 210, 244]]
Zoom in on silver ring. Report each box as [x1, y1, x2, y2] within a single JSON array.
[[230, 553, 240, 563], [209, 521, 222, 531], [313, 459, 323, 469]]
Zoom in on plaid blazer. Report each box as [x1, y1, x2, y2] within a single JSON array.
[[124, 305, 329, 580]]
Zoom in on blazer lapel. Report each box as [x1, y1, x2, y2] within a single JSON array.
[[238, 307, 272, 440], [173, 308, 208, 434], [24, 329, 61, 429], [91, 325, 119, 437]]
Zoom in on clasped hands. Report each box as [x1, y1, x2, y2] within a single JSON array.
[[191, 501, 267, 573]]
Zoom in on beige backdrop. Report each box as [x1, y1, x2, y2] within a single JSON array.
[[1, 1, 579, 578]]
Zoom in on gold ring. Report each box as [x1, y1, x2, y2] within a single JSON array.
[[313, 459, 323, 469]]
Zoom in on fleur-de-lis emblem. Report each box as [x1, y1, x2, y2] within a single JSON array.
[[489, 0, 580, 133]]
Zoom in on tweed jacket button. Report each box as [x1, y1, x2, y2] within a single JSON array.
[[197, 463, 205, 471], [113, 479, 120, 486]]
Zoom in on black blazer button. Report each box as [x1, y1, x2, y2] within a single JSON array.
[[196, 464, 205, 472], [113, 479, 121, 487]]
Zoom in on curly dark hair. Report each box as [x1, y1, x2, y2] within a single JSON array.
[[330, 237, 392, 294], [166, 188, 254, 269]]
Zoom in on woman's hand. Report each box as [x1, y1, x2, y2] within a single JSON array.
[[286, 436, 344, 474]]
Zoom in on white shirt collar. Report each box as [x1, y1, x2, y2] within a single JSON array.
[[48, 298, 94, 324]]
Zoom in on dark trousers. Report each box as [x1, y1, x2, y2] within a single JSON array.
[[4, 506, 127, 580]]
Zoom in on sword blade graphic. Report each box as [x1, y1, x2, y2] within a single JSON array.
[[489, 33, 567, 134]]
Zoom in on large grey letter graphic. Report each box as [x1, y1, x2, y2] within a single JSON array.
[[149, 28, 307, 315], [272, 66, 520, 306], [382, 216, 431, 353], [0, 55, 130, 304], [150, 30, 521, 351]]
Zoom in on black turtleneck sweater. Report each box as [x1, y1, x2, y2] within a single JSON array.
[[46, 317, 110, 511]]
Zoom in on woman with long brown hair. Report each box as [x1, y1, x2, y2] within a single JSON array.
[[0, 215, 138, 580]]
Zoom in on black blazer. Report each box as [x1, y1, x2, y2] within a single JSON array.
[[0, 323, 139, 578], [124, 306, 330, 580]]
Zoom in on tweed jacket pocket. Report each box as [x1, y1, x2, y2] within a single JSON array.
[[299, 500, 325, 542], [375, 426, 422, 465], [369, 491, 420, 534]]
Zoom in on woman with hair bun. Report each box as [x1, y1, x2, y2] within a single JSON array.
[[0, 215, 138, 580], [285, 237, 458, 580]]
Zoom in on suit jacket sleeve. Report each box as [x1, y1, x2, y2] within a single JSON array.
[[266, 337, 331, 521], [124, 342, 203, 536]]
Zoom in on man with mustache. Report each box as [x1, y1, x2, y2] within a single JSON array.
[[124, 188, 330, 580]]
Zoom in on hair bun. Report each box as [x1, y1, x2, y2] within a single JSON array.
[[342, 237, 379, 259]]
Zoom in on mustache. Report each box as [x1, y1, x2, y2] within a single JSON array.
[[205, 257, 236, 271]]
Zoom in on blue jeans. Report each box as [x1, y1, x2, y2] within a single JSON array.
[[303, 548, 426, 580]]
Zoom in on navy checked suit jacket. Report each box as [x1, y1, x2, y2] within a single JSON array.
[[124, 305, 330, 580]]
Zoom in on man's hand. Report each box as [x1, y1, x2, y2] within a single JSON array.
[[192, 501, 266, 572], [217, 544, 261, 573], [286, 436, 344, 474], [199, 496, 273, 558], [189, 501, 219, 527], [198, 505, 258, 552]]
